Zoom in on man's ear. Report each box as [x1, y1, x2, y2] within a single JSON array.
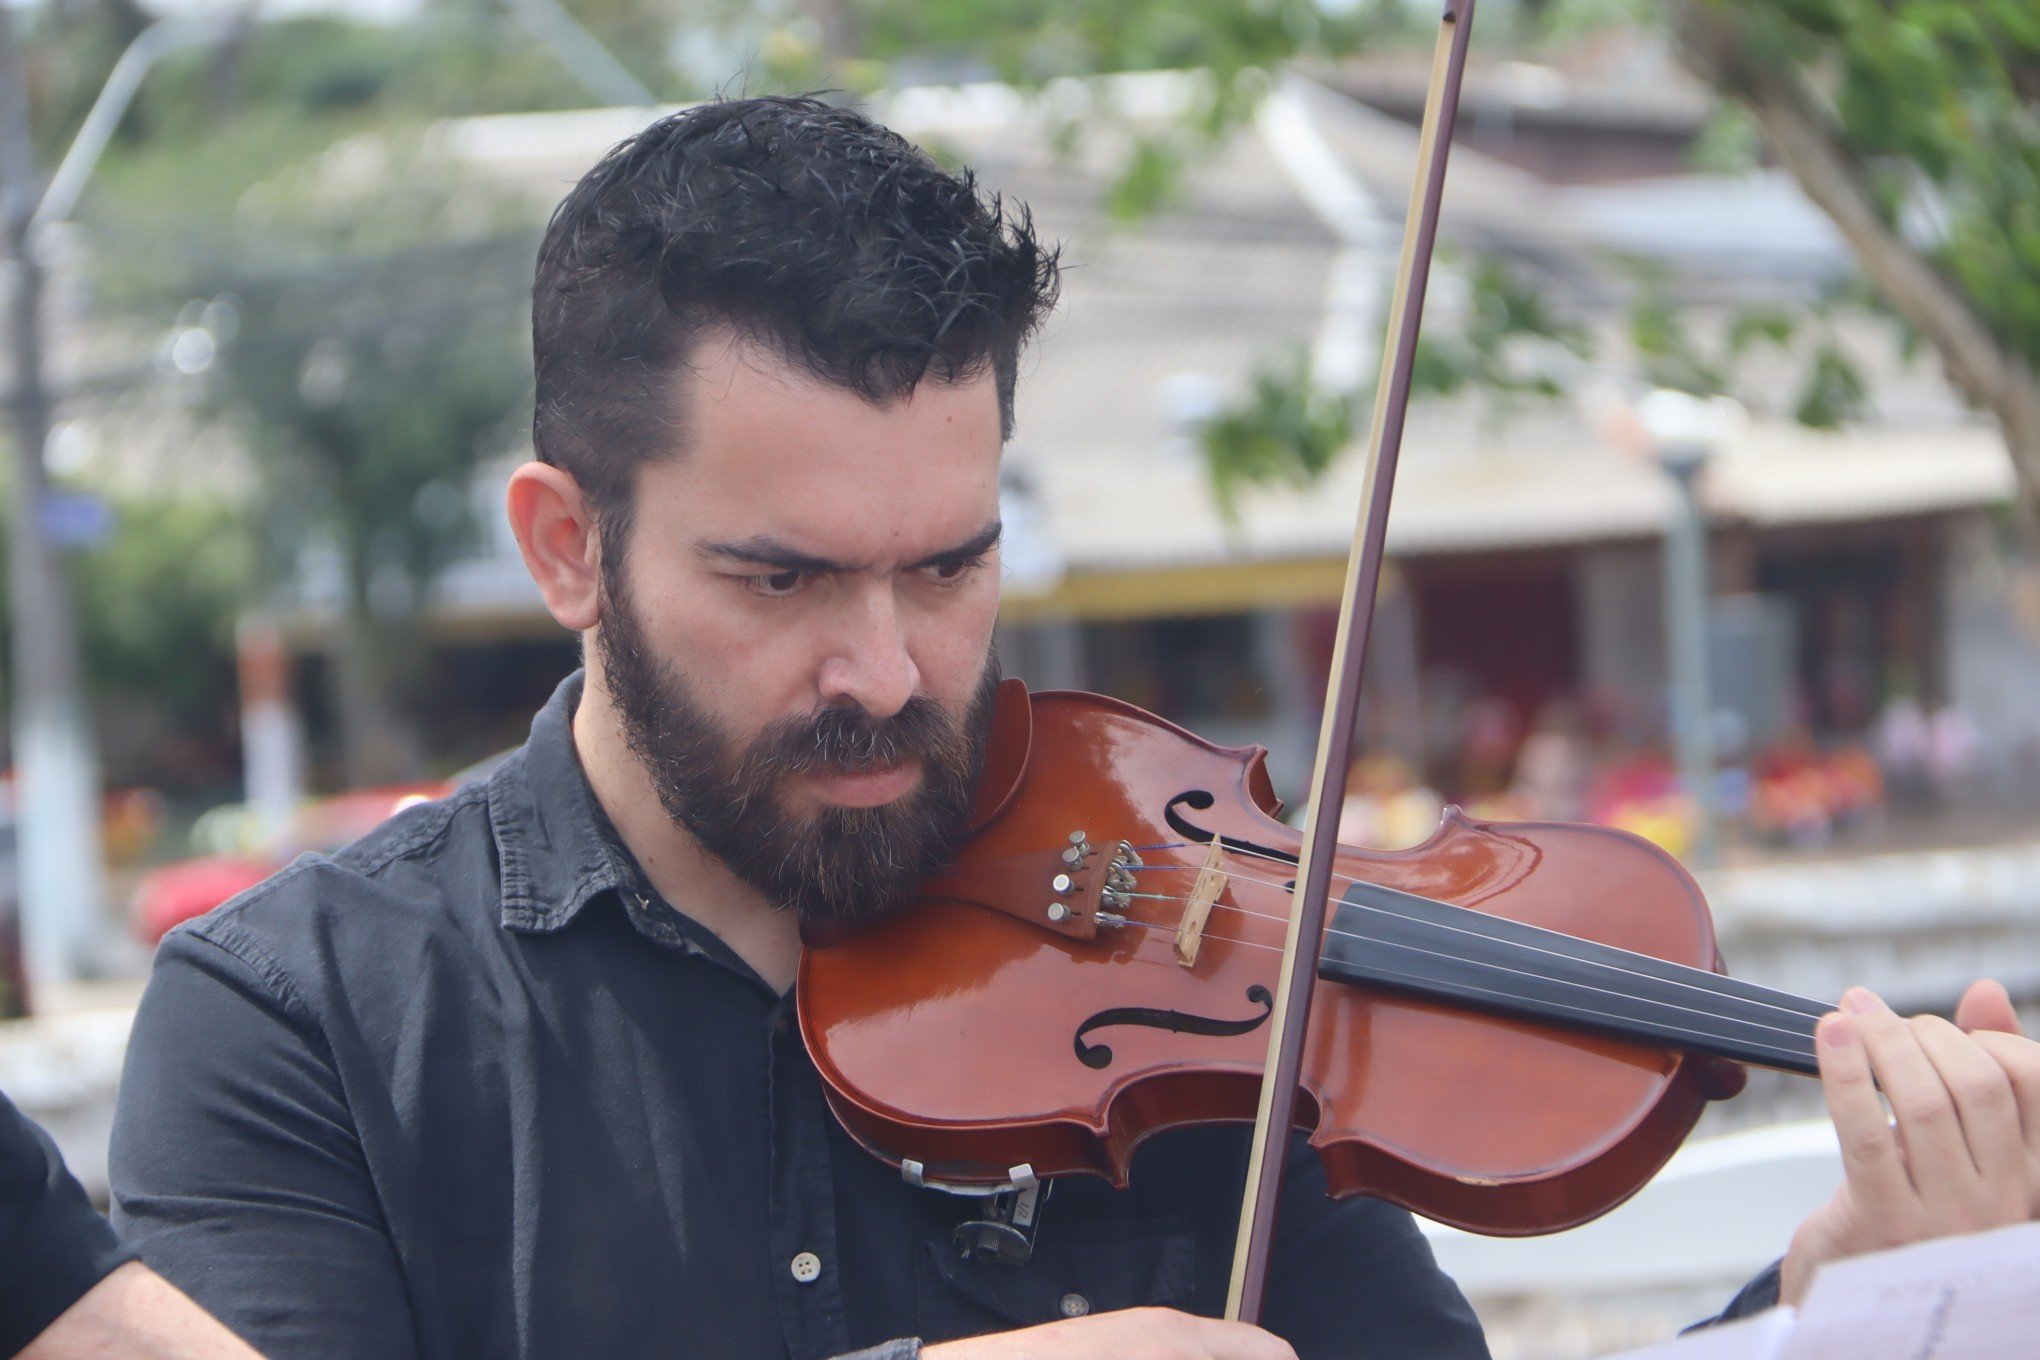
[[506, 461, 603, 632]]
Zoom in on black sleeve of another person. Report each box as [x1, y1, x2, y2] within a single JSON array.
[[0, 1088, 134, 1356]]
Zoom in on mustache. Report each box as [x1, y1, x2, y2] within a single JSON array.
[[740, 695, 969, 778]]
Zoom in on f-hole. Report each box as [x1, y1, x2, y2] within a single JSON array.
[[1164, 791, 1299, 868], [1073, 985, 1275, 1070]]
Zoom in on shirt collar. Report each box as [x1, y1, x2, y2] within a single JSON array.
[[491, 671, 768, 986], [490, 669, 641, 934]]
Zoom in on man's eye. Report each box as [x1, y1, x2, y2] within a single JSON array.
[[924, 554, 986, 583], [747, 570, 809, 597]]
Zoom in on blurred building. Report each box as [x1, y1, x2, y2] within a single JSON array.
[[242, 60, 2034, 815]]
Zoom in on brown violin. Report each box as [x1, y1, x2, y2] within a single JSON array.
[[811, 0, 1828, 1323], [799, 680, 1822, 1238]]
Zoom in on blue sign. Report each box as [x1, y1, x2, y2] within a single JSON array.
[[37, 490, 113, 548]]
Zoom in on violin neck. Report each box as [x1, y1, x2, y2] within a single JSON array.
[[1318, 882, 1826, 1076]]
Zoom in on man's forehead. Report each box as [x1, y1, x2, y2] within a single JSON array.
[[636, 336, 1003, 569], [675, 327, 813, 402]]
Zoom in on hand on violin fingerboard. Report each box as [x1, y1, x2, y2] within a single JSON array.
[[920, 1307, 1297, 1360], [1781, 978, 2040, 1304]]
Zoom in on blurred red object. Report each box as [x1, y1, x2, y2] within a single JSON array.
[[1746, 736, 1886, 847], [131, 780, 452, 945], [132, 855, 280, 945]]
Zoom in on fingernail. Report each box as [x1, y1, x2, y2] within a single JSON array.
[[1819, 1014, 1856, 1048], [1841, 988, 1885, 1015]]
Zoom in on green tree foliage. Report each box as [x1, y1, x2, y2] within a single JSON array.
[[1201, 348, 1355, 519], [798, 0, 2040, 527], [77, 497, 253, 735], [1727, 0, 2040, 356], [1669, 0, 2040, 524], [759, 1, 1394, 222], [1412, 257, 1590, 404], [860, 0, 1375, 85], [19, 0, 2040, 786], [0, 490, 253, 787], [187, 181, 535, 783], [217, 242, 529, 598], [25, 6, 676, 157], [24, 12, 550, 783]]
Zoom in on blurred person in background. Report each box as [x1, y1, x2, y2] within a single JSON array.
[[1453, 693, 1520, 801], [1585, 737, 1695, 859], [1928, 704, 1979, 799], [1336, 754, 1445, 849], [1509, 699, 1591, 823], [103, 97, 2040, 1360], [1877, 694, 1934, 805]]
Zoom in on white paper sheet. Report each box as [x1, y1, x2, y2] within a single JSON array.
[[1780, 1221, 2040, 1360], [1593, 1306, 1797, 1360], [1591, 1221, 2040, 1360]]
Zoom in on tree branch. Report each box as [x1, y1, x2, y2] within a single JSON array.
[[1669, 0, 2040, 524]]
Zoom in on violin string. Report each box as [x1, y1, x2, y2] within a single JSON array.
[[1121, 853, 1830, 1024], [1102, 910, 1818, 1059], [1201, 884, 1825, 1029], [1200, 901, 1816, 1048], [1205, 885, 1815, 1041], [1103, 874, 1824, 1039], [1130, 843, 1464, 911], [1105, 909, 1819, 1066]]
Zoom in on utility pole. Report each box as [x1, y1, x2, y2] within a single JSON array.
[[1660, 446, 1718, 867], [1, 9, 108, 993], [1640, 390, 1729, 870]]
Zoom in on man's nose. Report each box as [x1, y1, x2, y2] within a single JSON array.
[[816, 582, 921, 720]]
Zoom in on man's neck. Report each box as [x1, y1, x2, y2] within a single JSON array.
[[571, 678, 804, 996]]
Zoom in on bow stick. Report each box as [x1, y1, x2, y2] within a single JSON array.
[[1225, 0, 1481, 1323]]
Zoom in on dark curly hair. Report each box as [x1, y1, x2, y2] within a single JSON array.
[[531, 95, 1060, 532]]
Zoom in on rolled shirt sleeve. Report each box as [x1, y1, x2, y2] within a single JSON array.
[[110, 924, 418, 1360]]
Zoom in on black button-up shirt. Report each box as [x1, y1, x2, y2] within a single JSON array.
[[110, 671, 1495, 1359]]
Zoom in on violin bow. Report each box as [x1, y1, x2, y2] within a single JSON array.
[[1226, 0, 1480, 1323]]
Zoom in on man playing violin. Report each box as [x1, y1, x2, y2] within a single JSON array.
[[109, 97, 2040, 1360]]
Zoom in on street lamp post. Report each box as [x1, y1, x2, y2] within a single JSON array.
[[0, 14, 229, 996], [1640, 390, 1727, 869], [1, 5, 654, 1000]]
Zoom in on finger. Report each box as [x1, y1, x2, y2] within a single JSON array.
[[1817, 1007, 1912, 1209], [1970, 1028, 2040, 1216], [1909, 1015, 2025, 1197], [1970, 1029, 2040, 1136], [1848, 989, 1976, 1206], [1955, 979, 2022, 1036]]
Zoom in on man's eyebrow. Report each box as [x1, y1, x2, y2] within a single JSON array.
[[698, 537, 847, 573], [906, 520, 1003, 570], [698, 520, 1002, 574]]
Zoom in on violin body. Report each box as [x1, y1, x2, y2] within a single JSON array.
[[799, 683, 1748, 1237]]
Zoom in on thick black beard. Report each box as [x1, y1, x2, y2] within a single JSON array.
[[594, 560, 996, 925]]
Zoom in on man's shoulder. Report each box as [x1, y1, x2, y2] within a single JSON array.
[[166, 776, 507, 995]]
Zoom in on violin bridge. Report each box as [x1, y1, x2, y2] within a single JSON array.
[[1174, 837, 1227, 967]]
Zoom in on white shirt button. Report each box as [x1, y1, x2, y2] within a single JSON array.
[[790, 1251, 822, 1284], [1059, 1293, 1090, 1318]]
